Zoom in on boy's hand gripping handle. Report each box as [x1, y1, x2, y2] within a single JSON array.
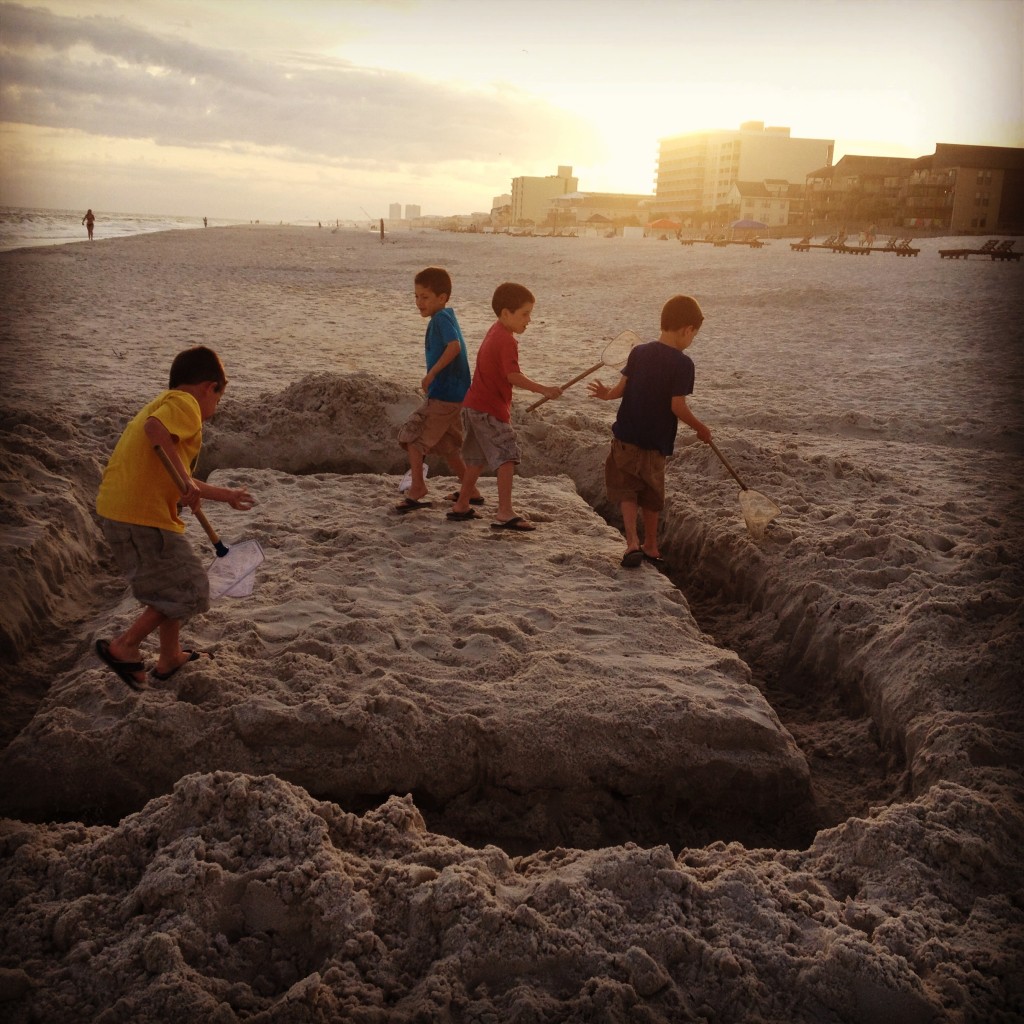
[[526, 360, 603, 412], [153, 445, 230, 557]]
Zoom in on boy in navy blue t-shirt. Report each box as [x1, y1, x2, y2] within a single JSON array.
[[588, 295, 712, 568], [396, 266, 480, 512]]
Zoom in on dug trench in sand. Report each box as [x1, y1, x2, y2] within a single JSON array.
[[1, 226, 1022, 1021]]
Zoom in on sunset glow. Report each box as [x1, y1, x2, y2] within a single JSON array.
[[1, 0, 1020, 220]]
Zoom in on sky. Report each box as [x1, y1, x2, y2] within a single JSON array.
[[0, 0, 1021, 222]]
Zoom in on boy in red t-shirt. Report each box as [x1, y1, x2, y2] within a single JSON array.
[[449, 282, 561, 531]]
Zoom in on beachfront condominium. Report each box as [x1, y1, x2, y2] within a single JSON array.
[[652, 122, 834, 224], [388, 203, 402, 220], [511, 166, 579, 227]]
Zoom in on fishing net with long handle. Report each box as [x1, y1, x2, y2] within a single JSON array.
[[526, 330, 641, 412], [154, 445, 265, 599], [708, 440, 781, 540]]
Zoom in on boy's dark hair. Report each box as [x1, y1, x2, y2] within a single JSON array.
[[169, 346, 227, 389], [661, 295, 704, 332], [492, 282, 535, 318], [414, 266, 452, 299]]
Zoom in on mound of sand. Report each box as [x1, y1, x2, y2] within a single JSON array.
[[2, 225, 1022, 1021]]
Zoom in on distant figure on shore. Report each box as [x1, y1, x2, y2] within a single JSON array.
[[203, 217, 208, 228], [82, 209, 95, 241]]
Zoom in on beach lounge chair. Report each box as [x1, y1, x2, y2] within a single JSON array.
[[895, 238, 920, 257], [991, 240, 1021, 261]]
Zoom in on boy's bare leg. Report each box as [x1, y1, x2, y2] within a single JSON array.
[[155, 618, 210, 676], [494, 461, 518, 522], [106, 607, 164, 685], [621, 499, 641, 554], [640, 508, 661, 558], [447, 453, 483, 502], [155, 618, 184, 677], [451, 463, 484, 514], [406, 447, 429, 501]]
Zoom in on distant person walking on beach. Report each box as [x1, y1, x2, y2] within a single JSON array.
[[588, 294, 711, 568], [449, 282, 562, 531], [94, 346, 254, 689], [395, 267, 478, 513], [82, 209, 95, 240]]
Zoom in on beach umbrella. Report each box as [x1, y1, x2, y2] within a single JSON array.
[[647, 218, 681, 230], [731, 219, 768, 230]]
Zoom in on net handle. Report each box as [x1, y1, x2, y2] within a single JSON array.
[[525, 332, 637, 413], [525, 360, 601, 412], [153, 444, 228, 556]]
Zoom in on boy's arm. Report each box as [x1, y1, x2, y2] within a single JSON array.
[[144, 417, 255, 511], [144, 417, 201, 506], [587, 376, 627, 401], [671, 395, 712, 443], [422, 339, 461, 392], [196, 478, 255, 511], [507, 371, 562, 402]]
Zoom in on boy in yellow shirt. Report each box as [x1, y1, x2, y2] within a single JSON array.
[[95, 346, 253, 688]]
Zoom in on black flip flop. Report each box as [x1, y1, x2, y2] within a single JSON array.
[[490, 516, 536, 532], [395, 498, 432, 514], [446, 492, 485, 505], [620, 549, 644, 568], [95, 639, 146, 691], [150, 650, 212, 682], [446, 509, 479, 521], [643, 552, 669, 570]]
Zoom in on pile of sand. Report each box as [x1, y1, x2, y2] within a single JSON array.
[[1, 225, 1022, 1021]]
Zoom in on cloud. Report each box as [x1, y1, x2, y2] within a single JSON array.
[[0, 2, 598, 169]]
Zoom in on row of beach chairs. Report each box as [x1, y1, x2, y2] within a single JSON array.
[[938, 239, 1020, 261], [789, 234, 919, 256]]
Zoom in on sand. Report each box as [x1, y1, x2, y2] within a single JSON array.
[[0, 224, 1022, 1021]]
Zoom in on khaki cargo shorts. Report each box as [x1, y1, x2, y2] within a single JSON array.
[[605, 439, 666, 511], [398, 399, 465, 458], [101, 518, 210, 621]]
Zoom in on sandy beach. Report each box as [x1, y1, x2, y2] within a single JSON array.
[[1, 224, 1022, 1021]]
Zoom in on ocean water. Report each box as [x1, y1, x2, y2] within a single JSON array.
[[0, 206, 241, 252]]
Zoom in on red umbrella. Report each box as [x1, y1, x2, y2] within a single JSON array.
[[646, 218, 681, 230]]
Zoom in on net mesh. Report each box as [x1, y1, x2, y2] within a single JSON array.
[[739, 490, 781, 540], [601, 330, 641, 368]]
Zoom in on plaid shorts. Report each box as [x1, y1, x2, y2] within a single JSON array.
[[101, 518, 210, 621], [462, 408, 521, 470]]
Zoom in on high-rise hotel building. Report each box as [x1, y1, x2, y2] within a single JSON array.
[[652, 122, 833, 219]]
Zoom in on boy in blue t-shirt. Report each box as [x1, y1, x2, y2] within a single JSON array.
[[588, 295, 712, 568], [396, 266, 479, 512]]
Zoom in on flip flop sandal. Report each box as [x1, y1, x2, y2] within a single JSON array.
[[490, 516, 536, 532], [395, 498, 432, 514], [150, 650, 212, 681], [95, 639, 146, 691]]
